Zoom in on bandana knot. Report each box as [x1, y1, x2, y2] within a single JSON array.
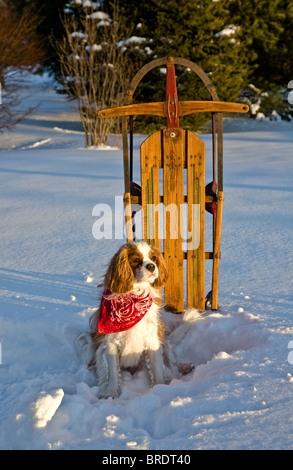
[[97, 289, 153, 334]]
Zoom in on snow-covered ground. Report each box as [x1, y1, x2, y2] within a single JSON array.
[[0, 72, 293, 450]]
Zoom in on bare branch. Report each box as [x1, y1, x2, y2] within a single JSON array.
[[0, 2, 45, 130], [55, 3, 133, 146]]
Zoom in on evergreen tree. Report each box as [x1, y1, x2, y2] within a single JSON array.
[[105, 0, 293, 124], [229, 0, 292, 89], [105, 0, 250, 131], [229, 0, 293, 119]]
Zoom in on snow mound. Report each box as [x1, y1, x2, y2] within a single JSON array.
[[32, 389, 64, 428], [174, 310, 267, 369]]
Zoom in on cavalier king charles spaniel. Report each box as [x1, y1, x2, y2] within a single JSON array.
[[76, 241, 198, 398]]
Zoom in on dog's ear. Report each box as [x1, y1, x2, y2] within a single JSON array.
[[151, 245, 168, 289], [104, 245, 134, 294]]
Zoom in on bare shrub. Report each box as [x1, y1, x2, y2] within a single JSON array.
[[55, 5, 132, 147], [0, 2, 45, 130]]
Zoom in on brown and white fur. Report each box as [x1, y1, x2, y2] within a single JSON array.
[[76, 241, 198, 398]]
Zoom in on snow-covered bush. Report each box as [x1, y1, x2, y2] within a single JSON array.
[[240, 84, 293, 122], [55, 1, 132, 146]]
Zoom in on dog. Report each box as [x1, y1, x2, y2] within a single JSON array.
[[76, 241, 199, 398]]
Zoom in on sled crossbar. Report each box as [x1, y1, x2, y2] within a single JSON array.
[[98, 101, 248, 119]]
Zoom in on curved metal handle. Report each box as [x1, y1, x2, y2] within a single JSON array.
[[126, 56, 219, 103]]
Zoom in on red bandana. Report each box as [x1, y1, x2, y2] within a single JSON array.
[[97, 289, 153, 334]]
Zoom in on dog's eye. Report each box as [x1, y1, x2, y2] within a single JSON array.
[[131, 257, 142, 266], [151, 255, 157, 262]]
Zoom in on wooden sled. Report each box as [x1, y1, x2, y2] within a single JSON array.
[[98, 57, 249, 312]]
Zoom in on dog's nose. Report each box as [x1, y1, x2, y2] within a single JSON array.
[[146, 263, 156, 272]]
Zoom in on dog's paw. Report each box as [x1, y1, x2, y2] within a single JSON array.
[[99, 385, 120, 399], [177, 362, 195, 375]]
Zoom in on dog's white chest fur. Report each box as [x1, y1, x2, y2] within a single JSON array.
[[107, 302, 161, 369]]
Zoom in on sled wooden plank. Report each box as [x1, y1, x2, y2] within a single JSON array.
[[122, 117, 134, 243], [211, 190, 224, 310], [124, 192, 133, 242], [186, 132, 206, 311], [163, 130, 185, 313], [140, 131, 161, 248]]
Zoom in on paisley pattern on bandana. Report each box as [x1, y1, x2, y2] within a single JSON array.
[[97, 289, 153, 334]]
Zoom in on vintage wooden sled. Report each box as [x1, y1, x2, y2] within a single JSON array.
[[98, 57, 249, 312]]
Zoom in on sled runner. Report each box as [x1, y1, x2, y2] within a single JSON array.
[[98, 57, 248, 312]]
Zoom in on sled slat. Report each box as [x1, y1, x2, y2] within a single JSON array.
[[187, 132, 206, 311], [163, 130, 185, 312], [141, 131, 161, 248], [124, 192, 133, 242]]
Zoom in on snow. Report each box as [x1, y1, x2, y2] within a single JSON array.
[[1, 71, 293, 450], [85, 44, 103, 53], [33, 389, 65, 429], [125, 36, 147, 45], [215, 25, 239, 38], [71, 32, 88, 39], [117, 37, 147, 49], [88, 12, 109, 20]]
